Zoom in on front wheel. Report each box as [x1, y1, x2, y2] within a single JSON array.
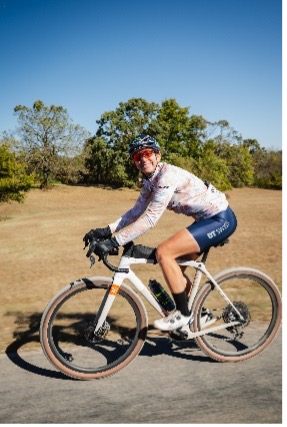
[[40, 277, 148, 380], [192, 267, 282, 362]]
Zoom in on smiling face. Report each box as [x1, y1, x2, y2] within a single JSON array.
[[132, 148, 161, 176]]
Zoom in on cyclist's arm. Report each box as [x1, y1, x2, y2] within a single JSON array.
[[108, 186, 151, 233], [113, 184, 176, 246]]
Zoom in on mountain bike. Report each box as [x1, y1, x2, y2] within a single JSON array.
[[40, 239, 282, 380]]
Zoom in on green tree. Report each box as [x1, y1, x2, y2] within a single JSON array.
[[96, 98, 160, 149], [193, 141, 232, 190], [85, 98, 160, 187], [56, 153, 88, 185], [14, 100, 90, 188], [87, 98, 214, 186], [252, 149, 282, 189], [242, 139, 282, 189], [186, 114, 208, 158], [84, 136, 132, 187], [156, 99, 190, 157], [243, 138, 262, 154], [84, 96, 279, 190], [206, 120, 242, 146], [214, 141, 254, 187], [0, 142, 34, 203], [156, 100, 209, 160]]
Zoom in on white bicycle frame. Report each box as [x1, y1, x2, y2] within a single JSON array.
[[92, 252, 243, 339]]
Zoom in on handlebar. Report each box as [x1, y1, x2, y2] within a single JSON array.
[[86, 240, 129, 273], [101, 255, 129, 274], [87, 240, 157, 273], [89, 253, 130, 273]]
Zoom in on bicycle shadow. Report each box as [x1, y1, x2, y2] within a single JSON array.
[[142, 331, 212, 363], [5, 311, 213, 381], [5, 311, 73, 380]]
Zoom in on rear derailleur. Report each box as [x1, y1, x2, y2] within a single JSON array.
[[222, 301, 251, 340]]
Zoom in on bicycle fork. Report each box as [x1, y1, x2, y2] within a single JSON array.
[[91, 272, 126, 335]]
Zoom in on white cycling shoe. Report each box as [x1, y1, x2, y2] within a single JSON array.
[[154, 310, 194, 332]]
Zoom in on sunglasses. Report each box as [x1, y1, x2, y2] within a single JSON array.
[[132, 148, 155, 162]]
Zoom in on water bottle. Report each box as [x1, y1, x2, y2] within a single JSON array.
[[148, 280, 175, 312]]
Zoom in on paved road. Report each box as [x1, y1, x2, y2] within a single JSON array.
[[0, 331, 282, 424]]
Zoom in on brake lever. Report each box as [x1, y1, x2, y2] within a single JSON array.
[[85, 238, 100, 258], [89, 255, 96, 268]]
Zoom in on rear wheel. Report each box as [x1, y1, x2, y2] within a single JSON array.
[[40, 277, 148, 379], [192, 268, 281, 362]]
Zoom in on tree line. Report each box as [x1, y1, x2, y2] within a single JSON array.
[[0, 98, 282, 204]]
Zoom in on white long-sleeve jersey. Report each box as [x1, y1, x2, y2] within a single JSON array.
[[109, 162, 228, 246]]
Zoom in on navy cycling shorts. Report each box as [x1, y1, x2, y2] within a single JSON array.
[[186, 206, 237, 252]]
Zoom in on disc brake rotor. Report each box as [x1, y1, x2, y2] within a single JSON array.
[[84, 320, 110, 343]]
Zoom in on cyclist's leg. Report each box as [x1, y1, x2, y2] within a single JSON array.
[[154, 207, 237, 330], [157, 230, 200, 295], [154, 230, 200, 329], [156, 207, 237, 295]]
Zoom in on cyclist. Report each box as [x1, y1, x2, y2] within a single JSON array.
[[84, 134, 237, 332]]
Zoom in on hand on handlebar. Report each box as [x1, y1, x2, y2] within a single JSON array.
[[86, 237, 120, 259], [83, 226, 112, 248]]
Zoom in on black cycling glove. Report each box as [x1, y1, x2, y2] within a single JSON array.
[[83, 226, 112, 247], [86, 237, 119, 258]]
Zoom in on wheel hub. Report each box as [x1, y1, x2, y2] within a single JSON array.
[[84, 320, 110, 343]]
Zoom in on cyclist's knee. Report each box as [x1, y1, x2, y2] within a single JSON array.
[[156, 243, 170, 264]]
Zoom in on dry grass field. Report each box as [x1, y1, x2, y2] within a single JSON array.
[[0, 185, 282, 354]]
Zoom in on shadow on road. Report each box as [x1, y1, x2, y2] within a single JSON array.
[[5, 311, 74, 380], [5, 311, 212, 381]]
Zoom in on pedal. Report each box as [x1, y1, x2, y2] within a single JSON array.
[[169, 324, 193, 341]]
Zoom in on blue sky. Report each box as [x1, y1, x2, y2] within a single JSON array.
[[0, 0, 282, 150]]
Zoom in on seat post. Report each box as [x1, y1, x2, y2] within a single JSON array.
[[201, 248, 210, 264]]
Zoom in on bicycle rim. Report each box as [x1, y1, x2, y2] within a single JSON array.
[[193, 268, 281, 362], [40, 278, 148, 379]]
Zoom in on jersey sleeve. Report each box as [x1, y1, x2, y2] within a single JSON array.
[[108, 185, 151, 233], [113, 180, 177, 246]]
